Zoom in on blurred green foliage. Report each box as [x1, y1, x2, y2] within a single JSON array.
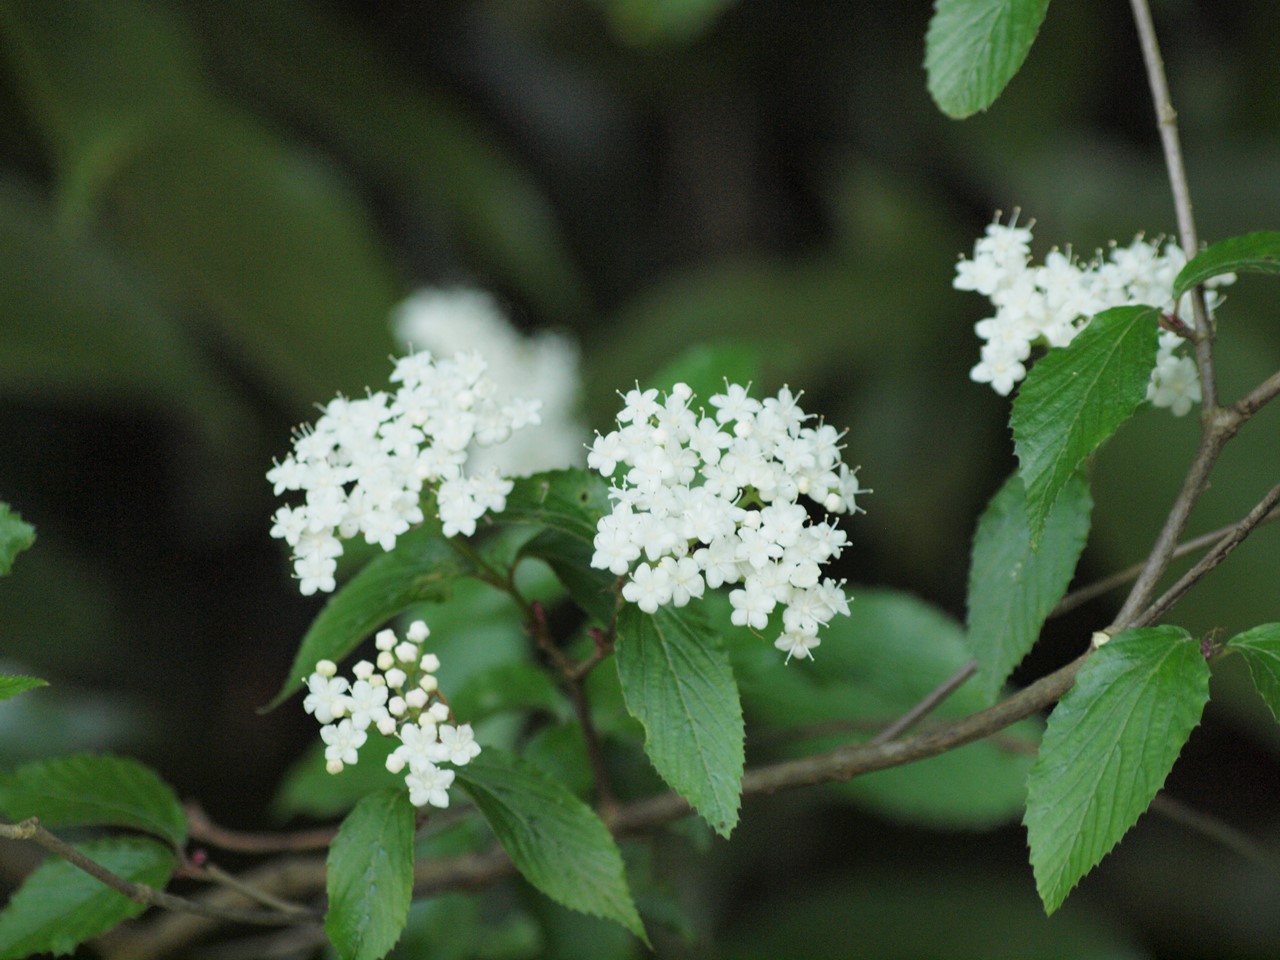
[[1, 0, 1279, 956]]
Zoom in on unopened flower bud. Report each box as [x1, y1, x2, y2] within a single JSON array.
[[385, 753, 406, 774], [325, 758, 344, 775], [315, 659, 337, 678], [419, 674, 439, 694], [353, 660, 375, 680], [395, 642, 418, 664], [374, 629, 398, 651], [405, 688, 428, 709], [385, 668, 408, 689], [407, 620, 430, 643], [388, 696, 407, 716], [419, 653, 441, 673], [376, 651, 395, 671]]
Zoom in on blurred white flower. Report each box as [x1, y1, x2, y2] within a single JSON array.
[[392, 287, 587, 474]]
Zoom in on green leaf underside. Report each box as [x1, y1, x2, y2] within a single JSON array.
[[0, 754, 186, 847], [0, 503, 36, 577], [1012, 304, 1160, 544], [265, 523, 475, 711], [0, 837, 175, 959], [500, 470, 612, 544], [455, 749, 645, 939], [925, 0, 1052, 118], [0, 675, 48, 702], [966, 470, 1092, 701], [615, 605, 744, 837], [1025, 626, 1209, 914], [1173, 231, 1280, 298], [1226, 624, 1280, 722], [325, 789, 415, 960]]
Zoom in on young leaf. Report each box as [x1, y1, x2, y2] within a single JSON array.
[[966, 470, 1092, 701], [924, 0, 1052, 119], [615, 605, 744, 837], [325, 789, 415, 960], [455, 749, 645, 940], [0, 754, 186, 847], [0, 836, 175, 959], [0, 502, 35, 577], [0, 676, 47, 702], [500, 469, 612, 544], [1025, 626, 1209, 914], [265, 524, 475, 711], [1012, 304, 1160, 543], [1225, 623, 1280, 722], [1173, 231, 1280, 299]]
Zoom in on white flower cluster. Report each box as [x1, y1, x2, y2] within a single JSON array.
[[954, 216, 1233, 414], [393, 287, 587, 475], [588, 382, 864, 662], [302, 619, 480, 809], [268, 350, 541, 595]]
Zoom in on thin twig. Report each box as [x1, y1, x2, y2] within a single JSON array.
[[1151, 794, 1280, 874], [0, 819, 315, 928], [185, 803, 336, 854], [1051, 507, 1280, 617], [870, 660, 978, 745], [198, 863, 317, 919], [1135, 481, 1280, 628], [1235, 368, 1280, 420]]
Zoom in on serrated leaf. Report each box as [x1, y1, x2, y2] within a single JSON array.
[[265, 524, 475, 712], [1173, 231, 1280, 299], [615, 605, 743, 837], [500, 470, 612, 544], [0, 502, 36, 577], [455, 748, 645, 940], [326, 789, 415, 960], [646, 341, 763, 403], [1226, 623, 1280, 722], [0, 836, 175, 959], [519, 529, 619, 624], [0, 754, 186, 847], [0, 675, 47, 702], [925, 0, 1052, 118], [1012, 304, 1160, 543], [1025, 626, 1209, 914], [966, 470, 1092, 701]]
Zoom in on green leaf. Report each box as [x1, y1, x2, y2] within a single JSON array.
[[0, 502, 35, 577], [965, 470, 1092, 701], [1173, 231, 1280, 299], [1225, 623, 1280, 722], [0, 754, 186, 847], [519, 529, 619, 625], [645, 341, 763, 403], [1025, 626, 1209, 914], [0, 836, 175, 959], [925, 0, 1052, 119], [326, 789, 416, 960], [455, 748, 645, 940], [501, 470, 613, 544], [1012, 304, 1160, 543], [615, 605, 744, 837], [265, 524, 475, 712], [0, 676, 47, 702]]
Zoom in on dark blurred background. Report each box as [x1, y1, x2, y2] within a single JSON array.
[[1, 0, 1279, 956]]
